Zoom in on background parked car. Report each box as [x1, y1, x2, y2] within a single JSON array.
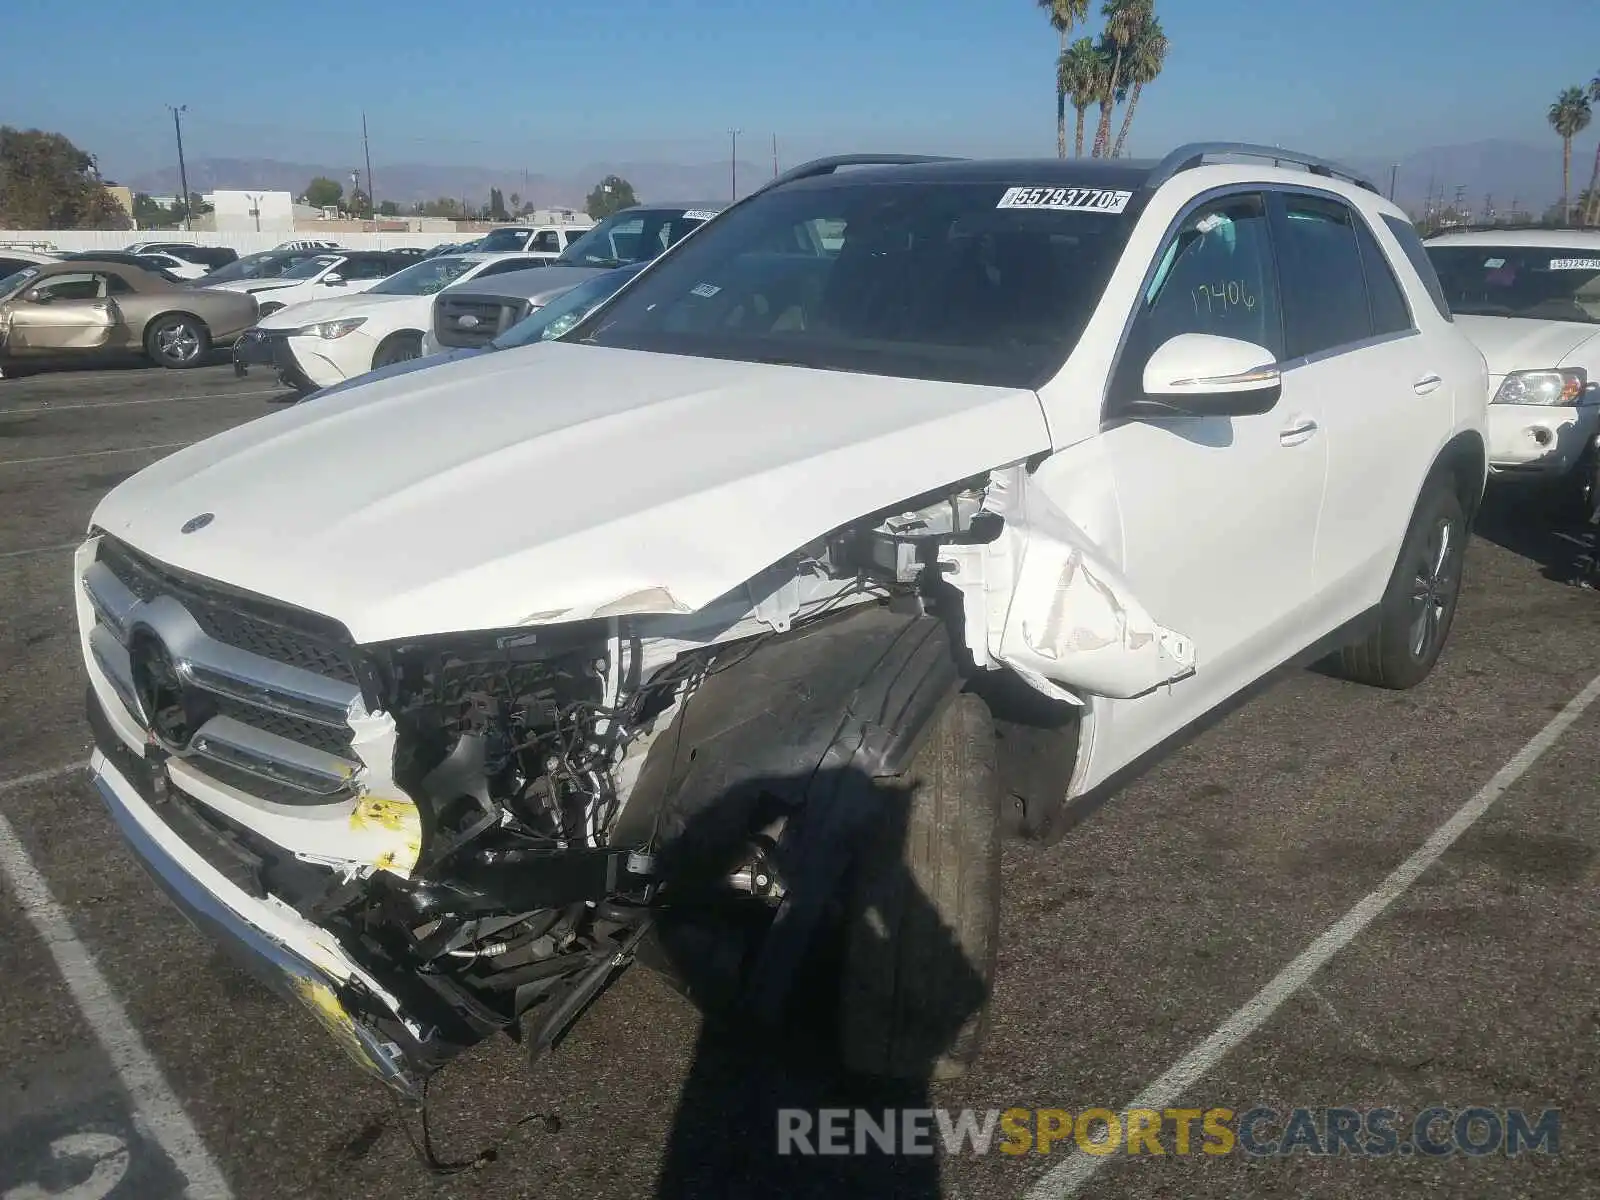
[[60, 250, 186, 282], [124, 242, 240, 270], [201, 250, 414, 315], [471, 224, 592, 258], [233, 250, 558, 392], [0, 248, 60, 278], [1426, 226, 1600, 518], [0, 258, 257, 372], [135, 253, 210, 281]]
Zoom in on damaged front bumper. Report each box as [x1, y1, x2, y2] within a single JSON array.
[[232, 327, 319, 392], [88, 698, 438, 1100]]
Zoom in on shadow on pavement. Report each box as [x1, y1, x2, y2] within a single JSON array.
[[1472, 487, 1599, 588]]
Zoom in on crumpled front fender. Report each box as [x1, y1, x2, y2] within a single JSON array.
[[937, 465, 1196, 702]]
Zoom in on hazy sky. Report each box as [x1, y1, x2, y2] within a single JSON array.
[[3, 0, 1597, 175]]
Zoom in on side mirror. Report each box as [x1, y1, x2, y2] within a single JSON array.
[[322, 272, 345, 285], [1132, 333, 1282, 418], [23, 289, 53, 304]]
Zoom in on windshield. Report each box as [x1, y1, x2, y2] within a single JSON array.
[[1426, 245, 1600, 324], [367, 256, 480, 296], [556, 208, 711, 268], [571, 181, 1136, 388], [203, 251, 321, 284], [0, 267, 40, 301], [476, 229, 532, 253], [491, 265, 645, 349], [277, 254, 342, 282]]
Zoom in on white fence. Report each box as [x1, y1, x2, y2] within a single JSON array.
[[0, 230, 483, 254]]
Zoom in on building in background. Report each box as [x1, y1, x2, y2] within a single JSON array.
[[208, 189, 295, 234]]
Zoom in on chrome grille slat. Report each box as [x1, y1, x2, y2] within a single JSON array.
[[86, 536, 363, 803]]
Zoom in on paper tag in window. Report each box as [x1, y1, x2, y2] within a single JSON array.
[[1483, 257, 1506, 268], [1549, 257, 1600, 270], [681, 210, 720, 221], [996, 186, 1132, 213], [690, 282, 720, 298]]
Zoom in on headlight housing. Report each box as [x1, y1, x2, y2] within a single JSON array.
[[296, 317, 367, 340], [1492, 367, 1592, 406]]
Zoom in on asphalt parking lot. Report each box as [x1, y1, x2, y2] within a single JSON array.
[[1, 360, 1598, 1200]]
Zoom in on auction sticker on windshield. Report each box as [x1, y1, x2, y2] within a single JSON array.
[[1549, 258, 1600, 271], [681, 210, 720, 221], [996, 187, 1132, 213]]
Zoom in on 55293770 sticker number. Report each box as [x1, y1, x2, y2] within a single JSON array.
[[996, 186, 1133, 213]]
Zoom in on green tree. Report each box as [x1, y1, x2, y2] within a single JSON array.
[[489, 187, 508, 221], [1548, 86, 1592, 222], [0, 127, 130, 229], [303, 176, 343, 209], [348, 189, 371, 218], [1583, 70, 1600, 225], [585, 174, 637, 219], [1059, 38, 1106, 158], [377, 199, 400, 217], [1037, 0, 1090, 159], [132, 192, 171, 228], [1092, 0, 1151, 158], [1110, 14, 1166, 158]]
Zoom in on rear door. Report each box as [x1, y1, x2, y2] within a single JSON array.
[[1269, 191, 1449, 614], [7, 272, 120, 352]]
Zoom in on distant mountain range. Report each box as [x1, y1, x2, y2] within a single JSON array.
[[122, 138, 1588, 215]]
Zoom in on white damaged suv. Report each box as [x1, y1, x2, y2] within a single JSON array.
[[77, 146, 1487, 1097]]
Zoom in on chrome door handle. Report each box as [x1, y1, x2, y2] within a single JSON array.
[[1279, 418, 1319, 446], [1413, 374, 1443, 395]]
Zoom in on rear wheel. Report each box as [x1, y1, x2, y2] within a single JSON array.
[[372, 332, 424, 370], [838, 692, 1002, 1081], [1333, 479, 1467, 689], [145, 315, 210, 369]]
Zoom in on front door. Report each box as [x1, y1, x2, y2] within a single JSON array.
[[7, 272, 119, 354], [1051, 191, 1328, 773]]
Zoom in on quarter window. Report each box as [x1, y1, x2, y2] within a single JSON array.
[[1276, 195, 1371, 357], [531, 231, 562, 252], [1353, 218, 1413, 335], [1383, 215, 1452, 321], [1135, 192, 1283, 360]]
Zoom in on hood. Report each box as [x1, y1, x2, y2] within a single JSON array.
[[204, 278, 300, 295], [1453, 315, 1600, 374], [441, 264, 606, 304], [258, 292, 414, 330], [90, 345, 1050, 644]]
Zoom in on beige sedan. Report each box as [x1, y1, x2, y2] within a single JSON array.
[[0, 258, 258, 371]]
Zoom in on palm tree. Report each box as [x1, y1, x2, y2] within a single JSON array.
[[1058, 38, 1104, 158], [1092, 0, 1151, 158], [1110, 14, 1167, 158], [1584, 70, 1600, 226], [1549, 86, 1593, 223], [1038, 0, 1090, 158]]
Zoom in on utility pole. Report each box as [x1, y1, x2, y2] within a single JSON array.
[[246, 192, 263, 232], [728, 128, 742, 200], [1483, 193, 1494, 223], [772, 133, 779, 180], [362, 112, 375, 218], [167, 104, 192, 232], [351, 171, 361, 219], [1388, 162, 1399, 201]]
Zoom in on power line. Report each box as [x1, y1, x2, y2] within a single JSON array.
[[728, 128, 742, 200]]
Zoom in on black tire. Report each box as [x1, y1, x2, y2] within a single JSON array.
[[371, 332, 423, 370], [1333, 479, 1467, 689], [145, 314, 210, 369], [257, 302, 285, 318], [838, 692, 1002, 1081]]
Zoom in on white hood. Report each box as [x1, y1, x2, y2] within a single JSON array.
[[257, 292, 414, 329], [90, 345, 1051, 643], [1454, 315, 1600, 374], [204, 278, 301, 295]]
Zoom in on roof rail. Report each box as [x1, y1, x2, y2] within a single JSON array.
[[1148, 142, 1379, 194], [758, 153, 966, 195]]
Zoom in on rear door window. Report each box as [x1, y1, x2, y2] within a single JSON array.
[[1273, 193, 1373, 358], [1352, 217, 1413, 335], [1384, 216, 1453, 321]]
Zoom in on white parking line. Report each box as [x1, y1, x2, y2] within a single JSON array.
[[0, 389, 279, 417], [1023, 668, 1600, 1200], [0, 763, 234, 1199], [0, 541, 79, 562], [0, 442, 190, 469]]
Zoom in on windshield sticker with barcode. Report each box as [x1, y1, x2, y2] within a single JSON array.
[[996, 187, 1132, 213], [680, 210, 719, 221], [1483, 257, 1506, 269], [690, 282, 720, 298], [1549, 257, 1600, 271]]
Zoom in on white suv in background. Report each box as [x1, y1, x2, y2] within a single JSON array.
[[472, 224, 592, 259], [75, 146, 1486, 1100], [1424, 228, 1600, 513], [231, 251, 555, 391]]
